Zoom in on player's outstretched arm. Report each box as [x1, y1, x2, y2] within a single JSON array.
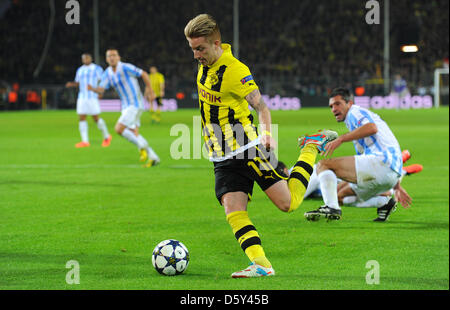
[[324, 123, 378, 157], [87, 84, 105, 95], [65, 81, 79, 88], [245, 89, 276, 151]]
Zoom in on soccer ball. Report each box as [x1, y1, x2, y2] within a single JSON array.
[[152, 239, 190, 276]]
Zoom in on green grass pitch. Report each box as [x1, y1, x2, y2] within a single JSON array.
[[0, 107, 448, 290]]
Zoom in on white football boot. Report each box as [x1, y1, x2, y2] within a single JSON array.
[[231, 262, 275, 278]]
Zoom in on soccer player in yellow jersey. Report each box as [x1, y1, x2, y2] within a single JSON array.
[[184, 14, 338, 278], [149, 66, 165, 123]]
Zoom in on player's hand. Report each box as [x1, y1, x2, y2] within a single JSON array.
[[323, 137, 343, 157], [87, 84, 94, 91], [395, 185, 412, 209], [145, 93, 154, 103], [261, 134, 276, 151]]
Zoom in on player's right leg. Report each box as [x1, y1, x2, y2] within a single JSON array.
[[76, 115, 90, 148], [75, 99, 90, 148], [264, 130, 338, 213], [304, 156, 357, 221]]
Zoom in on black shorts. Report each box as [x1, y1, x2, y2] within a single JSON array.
[[155, 97, 163, 106], [213, 145, 288, 205]]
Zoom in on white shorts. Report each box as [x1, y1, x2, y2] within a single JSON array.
[[77, 98, 101, 115], [118, 106, 143, 129], [350, 155, 401, 201]]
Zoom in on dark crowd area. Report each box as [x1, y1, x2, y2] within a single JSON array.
[[0, 0, 448, 106]]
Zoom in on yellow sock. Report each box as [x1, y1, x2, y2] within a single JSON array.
[[288, 144, 318, 212], [226, 211, 272, 268]]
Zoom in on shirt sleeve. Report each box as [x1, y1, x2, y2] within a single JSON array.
[[75, 68, 81, 83], [99, 71, 111, 90], [95, 65, 104, 81], [228, 62, 259, 99], [122, 63, 143, 78], [346, 108, 374, 131], [356, 109, 375, 127]]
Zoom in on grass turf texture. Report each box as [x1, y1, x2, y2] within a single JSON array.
[[0, 107, 448, 290]]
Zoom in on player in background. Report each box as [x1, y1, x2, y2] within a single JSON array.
[[184, 14, 338, 278], [148, 66, 165, 124], [88, 49, 160, 167], [304, 87, 405, 222], [66, 53, 112, 148]]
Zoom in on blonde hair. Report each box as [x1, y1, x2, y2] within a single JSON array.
[[184, 14, 221, 42]]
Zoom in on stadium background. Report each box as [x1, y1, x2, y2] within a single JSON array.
[[0, 0, 448, 110], [0, 0, 449, 292]]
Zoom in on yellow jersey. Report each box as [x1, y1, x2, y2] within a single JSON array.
[[149, 72, 165, 97], [197, 43, 260, 161]]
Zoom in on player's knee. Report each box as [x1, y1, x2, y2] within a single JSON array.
[[277, 200, 291, 213], [317, 160, 332, 173], [337, 192, 345, 205], [115, 124, 124, 134]]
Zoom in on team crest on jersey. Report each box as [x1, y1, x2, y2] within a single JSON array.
[[209, 73, 219, 85], [240, 75, 254, 85]]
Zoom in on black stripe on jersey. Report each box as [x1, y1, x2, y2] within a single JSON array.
[[200, 100, 216, 156], [240, 236, 261, 252], [211, 65, 227, 92], [247, 113, 259, 136], [231, 120, 248, 150], [200, 66, 209, 85], [234, 225, 257, 240], [227, 107, 236, 125], [289, 172, 309, 189], [293, 161, 314, 176], [200, 100, 207, 125], [209, 104, 227, 156], [228, 108, 238, 146], [247, 113, 254, 123]]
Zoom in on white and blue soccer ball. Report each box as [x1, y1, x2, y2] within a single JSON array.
[[152, 239, 190, 276]]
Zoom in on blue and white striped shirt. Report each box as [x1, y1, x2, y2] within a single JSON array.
[[345, 105, 403, 176], [75, 64, 103, 100], [100, 61, 144, 110]]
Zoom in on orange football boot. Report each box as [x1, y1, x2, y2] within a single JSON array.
[[402, 150, 411, 163], [75, 141, 90, 148], [403, 164, 423, 175], [102, 135, 112, 147]]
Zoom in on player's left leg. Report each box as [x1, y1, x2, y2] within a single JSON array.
[[339, 182, 392, 209], [134, 110, 160, 166], [92, 114, 112, 147], [214, 161, 275, 278], [76, 114, 90, 148], [116, 107, 159, 165]]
